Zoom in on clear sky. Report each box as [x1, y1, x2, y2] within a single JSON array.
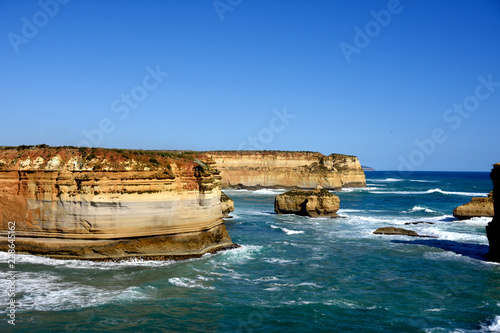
[[1, 0, 499, 171]]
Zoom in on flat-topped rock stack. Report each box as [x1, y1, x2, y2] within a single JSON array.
[[274, 187, 340, 217]]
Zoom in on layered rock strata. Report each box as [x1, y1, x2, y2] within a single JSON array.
[[0, 146, 236, 260], [487, 163, 500, 261], [206, 151, 366, 190], [274, 188, 340, 217], [453, 192, 494, 220]]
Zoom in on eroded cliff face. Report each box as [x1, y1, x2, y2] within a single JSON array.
[[205, 151, 366, 190], [487, 163, 500, 261], [0, 146, 235, 260]]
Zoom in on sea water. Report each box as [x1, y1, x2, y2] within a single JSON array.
[[2, 171, 500, 332]]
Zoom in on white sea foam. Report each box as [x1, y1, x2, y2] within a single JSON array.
[[270, 225, 304, 235], [342, 187, 383, 192], [263, 258, 294, 264], [370, 188, 488, 197], [168, 277, 215, 290], [420, 227, 488, 243], [282, 228, 304, 235], [405, 205, 437, 214], [0, 252, 175, 270], [252, 188, 287, 195], [218, 244, 262, 264], [337, 209, 364, 213], [296, 281, 323, 288], [410, 179, 437, 183], [462, 217, 493, 226], [480, 315, 500, 332], [370, 178, 404, 182], [0, 270, 154, 312]]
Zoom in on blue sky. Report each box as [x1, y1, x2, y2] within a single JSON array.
[[1, 0, 499, 171]]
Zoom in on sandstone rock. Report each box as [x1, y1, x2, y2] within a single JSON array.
[[205, 151, 366, 190], [221, 192, 234, 217], [373, 227, 420, 237], [274, 188, 340, 217], [453, 194, 494, 220], [0, 146, 236, 260], [487, 163, 500, 261]]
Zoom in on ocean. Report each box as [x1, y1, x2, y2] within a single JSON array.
[[2, 171, 500, 333]]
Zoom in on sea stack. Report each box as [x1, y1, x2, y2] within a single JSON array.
[[205, 151, 366, 190], [0, 146, 236, 260], [274, 187, 340, 217], [486, 162, 500, 261], [453, 192, 494, 220]]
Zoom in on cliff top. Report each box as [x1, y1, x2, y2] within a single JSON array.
[[0, 145, 213, 172], [206, 150, 358, 158], [280, 188, 335, 197]]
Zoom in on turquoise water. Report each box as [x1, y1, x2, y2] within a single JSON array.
[[2, 171, 500, 332]]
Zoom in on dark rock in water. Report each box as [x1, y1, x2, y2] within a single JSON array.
[[487, 163, 500, 262], [374, 227, 436, 238], [405, 221, 435, 225], [374, 227, 419, 237]]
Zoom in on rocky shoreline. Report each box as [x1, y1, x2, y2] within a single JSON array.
[[0, 146, 366, 261]]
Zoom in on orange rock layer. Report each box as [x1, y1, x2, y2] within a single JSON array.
[[0, 146, 235, 260]]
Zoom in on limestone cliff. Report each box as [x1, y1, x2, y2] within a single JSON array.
[[0, 146, 236, 260], [453, 192, 494, 220], [205, 151, 366, 190], [274, 188, 340, 217], [487, 163, 500, 261]]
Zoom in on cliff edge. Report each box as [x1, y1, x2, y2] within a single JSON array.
[[487, 162, 500, 261], [205, 151, 366, 190], [0, 146, 236, 260]]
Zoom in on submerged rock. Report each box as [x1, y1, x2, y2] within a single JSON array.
[[453, 192, 494, 220], [274, 187, 340, 217]]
